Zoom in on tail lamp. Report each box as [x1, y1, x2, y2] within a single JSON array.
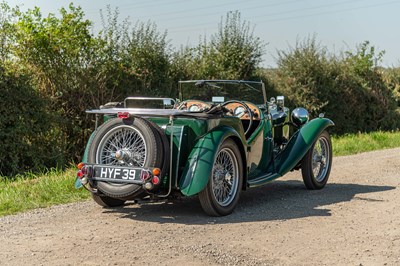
[[77, 170, 84, 178], [77, 162, 85, 170], [118, 112, 130, 119], [152, 168, 161, 176], [151, 176, 160, 185]]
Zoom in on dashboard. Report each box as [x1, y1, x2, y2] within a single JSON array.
[[178, 100, 261, 120]]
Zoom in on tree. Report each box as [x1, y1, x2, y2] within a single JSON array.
[[210, 11, 264, 79], [274, 37, 400, 134], [172, 11, 265, 80]]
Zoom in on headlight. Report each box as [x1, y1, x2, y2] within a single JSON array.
[[291, 108, 309, 127]]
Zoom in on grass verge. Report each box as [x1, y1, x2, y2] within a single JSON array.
[[0, 168, 89, 217], [332, 130, 400, 156], [1, 130, 400, 217]]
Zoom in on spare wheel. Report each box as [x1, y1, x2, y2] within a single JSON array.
[[88, 117, 164, 199]]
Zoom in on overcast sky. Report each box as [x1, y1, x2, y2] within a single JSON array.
[[7, 0, 400, 67]]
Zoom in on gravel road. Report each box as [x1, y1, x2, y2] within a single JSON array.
[[0, 148, 399, 266]]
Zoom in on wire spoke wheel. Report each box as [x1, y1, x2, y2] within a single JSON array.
[[301, 130, 332, 190], [199, 139, 243, 216], [211, 148, 239, 207], [311, 137, 330, 182], [97, 125, 147, 167], [88, 118, 163, 201]]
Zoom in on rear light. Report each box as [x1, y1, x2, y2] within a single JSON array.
[[151, 176, 160, 185], [81, 177, 88, 185], [81, 167, 87, 175], [81, 165, 91, 176], [77, 162, 85, 170], [140, 170, 151, 181], [152, 168, 161, 176], [144, 182, 154, 190], [118, 112, 130, 119], [77, 170, 84, 179]]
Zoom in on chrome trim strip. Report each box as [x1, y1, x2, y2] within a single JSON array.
[[86, 108, 190, 116]]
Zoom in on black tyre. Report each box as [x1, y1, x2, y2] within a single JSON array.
[[198, 139, 243, 216], [301, 130, 332, 190], [88, 117, 163, 200], [145, 120, 170, 178], [91, 194, 125, 207]]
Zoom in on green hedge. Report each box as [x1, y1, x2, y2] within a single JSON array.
[[268, 39, 400, 134], [0, 4, 399, 177], [0, 68, 64, 176]]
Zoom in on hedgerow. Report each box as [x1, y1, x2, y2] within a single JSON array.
[[0, 3, 399, 176]]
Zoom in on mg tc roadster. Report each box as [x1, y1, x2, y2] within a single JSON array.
[[75, 80, 334, 216]]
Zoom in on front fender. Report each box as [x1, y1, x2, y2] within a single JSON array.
[[179, 126, 245, 196], [276, 118, 334, 175]]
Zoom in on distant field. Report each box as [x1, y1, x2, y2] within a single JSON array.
[[1, 130, 400, 216]]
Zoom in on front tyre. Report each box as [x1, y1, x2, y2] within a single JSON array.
[[199, 139, 243, 216], [301, 130, 332, 190]]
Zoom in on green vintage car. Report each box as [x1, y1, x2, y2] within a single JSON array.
[[75, 80, 334, 216]]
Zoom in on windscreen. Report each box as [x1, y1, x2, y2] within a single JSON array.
[[124, 98, 175, 109], [179, 81, 265, 105]]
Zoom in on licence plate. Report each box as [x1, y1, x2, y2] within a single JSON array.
[[92, 166, 142, 183]]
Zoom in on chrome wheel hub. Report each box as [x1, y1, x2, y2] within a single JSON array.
[[97, 125, 147, 167]]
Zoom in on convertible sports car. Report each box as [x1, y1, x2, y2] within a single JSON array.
[[75, 80, 334, 216]]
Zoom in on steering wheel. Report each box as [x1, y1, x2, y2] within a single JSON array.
[[177, 100, 210, 112], [221, 100, 254, 135]]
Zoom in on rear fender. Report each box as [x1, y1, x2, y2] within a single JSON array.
[[276, 118, 334, 175], [82, 132, 96, 163], [179, 126, 246, 196]]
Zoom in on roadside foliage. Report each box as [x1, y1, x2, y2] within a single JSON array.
[[0, 3, 399, 177]]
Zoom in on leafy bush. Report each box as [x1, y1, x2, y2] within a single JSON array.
[[0, 68, 63, 176], [9, 5, 174, 164], [272, 38, 400, 134], [383, 67, 400, 106], [171, 11, 264, 81], [1, 2, 400, 177]]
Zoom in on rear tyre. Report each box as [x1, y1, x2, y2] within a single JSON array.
[[92, 194, 125, 207], [301, 130, 332, 190], [145, 120, 170, 178], [88, 117, 164, 200], [199, 139, 243, 216]]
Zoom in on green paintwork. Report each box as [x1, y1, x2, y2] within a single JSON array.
[[246, 172, 281, 187], [246, 117, 274, 180], [247, 117, 333, 187], [276, 117, 334, 175], [247, 117, 334, 187], [82, 132, 95, 163], [163, 124, 187, 189], [82, 106, 334, 195], [148, 117, 246, 187], [179, 125, 245, 196]]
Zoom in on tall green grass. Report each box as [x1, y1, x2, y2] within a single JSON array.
[[0, 168, 89, 216], [1, 130, 400, 217], [332, 130, 400, 156]]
